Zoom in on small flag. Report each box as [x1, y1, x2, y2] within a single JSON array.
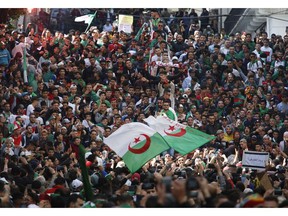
[[103, 122, 170, 173], [144, 116, 215, 155]]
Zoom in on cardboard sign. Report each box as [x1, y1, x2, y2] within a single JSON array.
[[242, 151, 269, 171], [257, 172, 273, 191]]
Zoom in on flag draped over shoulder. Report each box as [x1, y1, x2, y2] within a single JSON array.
[[144, 116, 215, 155], [103, 122, 170, 173]]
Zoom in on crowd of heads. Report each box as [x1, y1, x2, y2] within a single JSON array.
[[0, 8, 288, 208]]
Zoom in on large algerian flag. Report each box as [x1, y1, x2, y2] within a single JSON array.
[[103, 122, 170, 173], [144, 115, 215, 155]]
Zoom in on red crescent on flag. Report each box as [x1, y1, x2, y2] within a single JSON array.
[[128, 134, 151, 154], [164, 128, 186, 137]]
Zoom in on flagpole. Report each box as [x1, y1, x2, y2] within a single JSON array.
[[85, 11, 97, 33], [23, 38, 28, 83], [134, 22, 146, 41]]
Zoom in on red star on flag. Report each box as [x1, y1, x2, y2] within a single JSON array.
[[134, 137, 141, 143], [168, 125, 175, 131]]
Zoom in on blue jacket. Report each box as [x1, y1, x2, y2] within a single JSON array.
[[0, 48, 11, 66]]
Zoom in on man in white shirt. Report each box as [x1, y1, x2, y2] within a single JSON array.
[[247, 52, 262, 74], [26, 97, 39, 117], [261, 38, 273, 63]]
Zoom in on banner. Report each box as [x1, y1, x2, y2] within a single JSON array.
[[242, 151, 269, 171]]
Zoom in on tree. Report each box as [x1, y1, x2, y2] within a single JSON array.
[[0, 9, 27, 24]]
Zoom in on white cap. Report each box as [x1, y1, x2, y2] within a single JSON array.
[[85, 152, 92, 159], [71, 179, 83, 189], [171, 56, 178, 61]]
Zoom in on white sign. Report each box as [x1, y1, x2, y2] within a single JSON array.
[[242, 151, 269, 171], [118, 14, 133, 33]]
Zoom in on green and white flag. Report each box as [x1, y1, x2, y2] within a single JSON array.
[[75, 13, 96, 24], [135, 23, 146, 41], [75, 12, 97, 33], [103, 122, 169, 173], [144, 116, 215, 155], [159, 107, 178, 122]]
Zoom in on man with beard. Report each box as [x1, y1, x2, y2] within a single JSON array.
[[223, 124, 234, 145], [171, 34, 189, 58]]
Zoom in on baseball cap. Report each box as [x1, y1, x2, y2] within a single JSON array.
[[172, 56, 178, 61], [251, 135, 258, 140], [22, 92, 29, 97], [216, 129, 224, 135], [71, 179, 83, 189], [62, 118, 70, 124]]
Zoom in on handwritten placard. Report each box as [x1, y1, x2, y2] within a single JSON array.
[[118, 14, 133, 33], [242, 151, 269, 171]]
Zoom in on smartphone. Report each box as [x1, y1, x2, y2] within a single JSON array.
[[56, 165, 64, 172], [274, 188, 282, 196]]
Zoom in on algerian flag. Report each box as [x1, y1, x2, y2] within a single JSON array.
[[159, 107, 178, 122], [75, 13, 96, 24], [144, 116, 215, 155], [103, 122, 169, 173], [135, 23, 146, 41]]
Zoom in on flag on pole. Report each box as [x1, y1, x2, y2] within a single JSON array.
[[134, 23, 146, 41], [75, 13, 96, 24], [78, 144, 93, 201], [75, 12, 97, 33], [103, 122, 170, 173], [144, 116, 215, 155]]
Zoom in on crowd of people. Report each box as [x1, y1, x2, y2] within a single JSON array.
[[0, 8, 288, 208]]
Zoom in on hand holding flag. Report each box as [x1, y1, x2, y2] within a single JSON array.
[[75, 11, 97, 33]]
